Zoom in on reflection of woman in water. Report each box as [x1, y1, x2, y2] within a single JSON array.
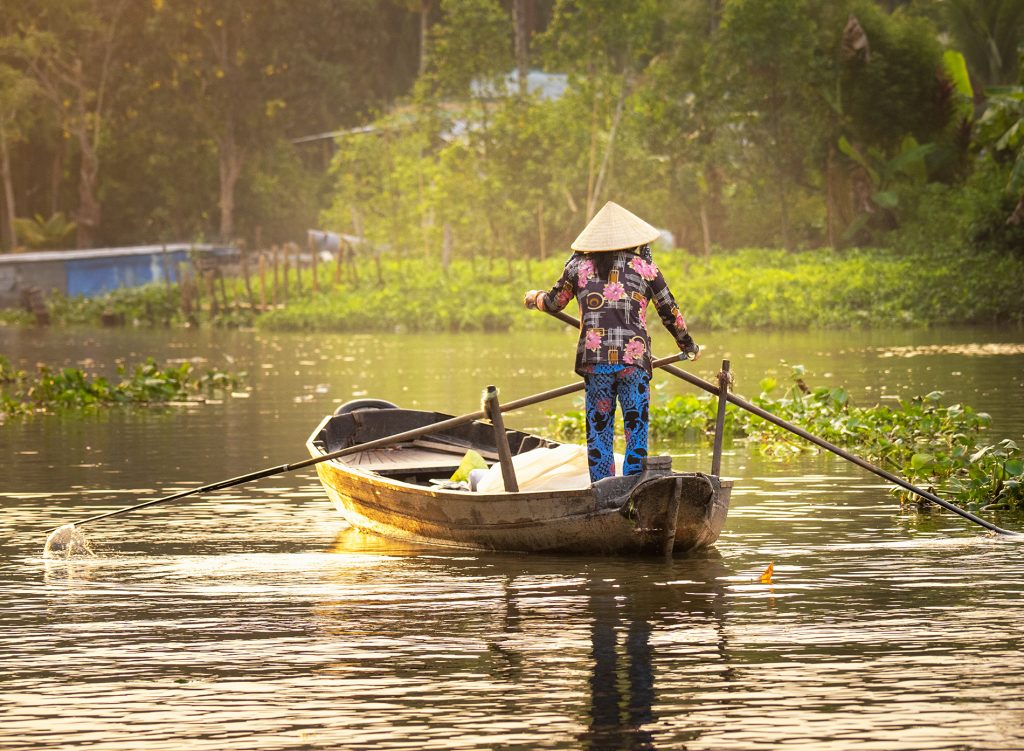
[[326, 530, 732, 748], [583, 576, 656, 750], [578, 558, 732, 750]]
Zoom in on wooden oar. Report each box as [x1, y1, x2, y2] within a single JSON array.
[[45, 352, 686, 535], [546, 308, 1018, 536]]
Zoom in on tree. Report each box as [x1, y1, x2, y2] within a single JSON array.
[[399, 0, 437, 77], [5, 0, 139, 248], [0, 64, 38, 250], [429, 0, 513, 99], [148, 0, 409, 244], [538, 0, 665, 218], [704, 0, 824, 249], [148, 1, 269, 242], [633, 0, 725, 253], [942, 0, 1024, 88]]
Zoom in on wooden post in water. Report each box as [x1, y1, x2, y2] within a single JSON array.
[[711, 360, 730, 477], [483, 385, 519, 492]]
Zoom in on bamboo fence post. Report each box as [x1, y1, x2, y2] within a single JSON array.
[[537, 201, 546, 260], [193, 261, 203, 315], [258, 252, 267, 311], [178, 263, 192, 325], [218, 268, 230, 311], [310, 235, 319, 294], [282, 244, 289, 305], [272, 245, 279, 306], [205, 269, 219, 318], [240, 241, 254, 308]]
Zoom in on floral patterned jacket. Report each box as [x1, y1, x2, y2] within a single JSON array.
[[542, 245, 694, 376]]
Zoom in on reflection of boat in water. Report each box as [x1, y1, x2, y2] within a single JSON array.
[[307, 403, 731, 555], [322, 527, 735, 750]]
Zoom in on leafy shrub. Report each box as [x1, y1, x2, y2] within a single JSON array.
[[550, 365, 1024, 515], [0, 358, 245, 422]]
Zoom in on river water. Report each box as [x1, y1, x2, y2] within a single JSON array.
[[2, 324, 1024, 750]]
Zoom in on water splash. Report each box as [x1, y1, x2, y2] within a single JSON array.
[[43, 524, 94, 558]]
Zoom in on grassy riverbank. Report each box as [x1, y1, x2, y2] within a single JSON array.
[[3, 246, 1024, 332], [258, 246, 1024, 332]]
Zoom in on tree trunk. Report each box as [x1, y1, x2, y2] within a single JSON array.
[[591, 79, 628, 216], [513, 0, 529, 96], [50, 147, 62, 218], [825, 143, 837, 248], [442, 222, 453, 274], [768, 82, 791, 250], [778, 183, 791, 250], [699, 195, 712, 258], [418, 1, 433, 77], [0, 126, 17, 250], [218, 129, 244, 242], [1008, 193, 1024, 226], [585, 96, 600, 220], [74, 123, 101, 249]]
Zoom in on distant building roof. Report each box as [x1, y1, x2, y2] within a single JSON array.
[[471, 70, 569, 101], [0, 243, 232, 265]]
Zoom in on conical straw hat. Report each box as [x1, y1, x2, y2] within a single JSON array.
[[570, 201, 660, 252]]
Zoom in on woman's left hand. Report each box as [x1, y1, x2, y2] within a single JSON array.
[[523, 290, 543, 310]]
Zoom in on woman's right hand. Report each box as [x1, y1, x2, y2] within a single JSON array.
[[680, 334, 701, 361]]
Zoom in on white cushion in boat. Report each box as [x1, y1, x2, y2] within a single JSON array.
[[473, 445, 624, 493]]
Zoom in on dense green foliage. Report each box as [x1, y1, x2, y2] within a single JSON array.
[[0, 1, 1021, 259], [0, 355, 245, 421], [551, 365, 1024, 515]]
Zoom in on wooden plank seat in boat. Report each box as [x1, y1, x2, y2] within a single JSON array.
[[340, 438, 501, 477], [341, 446, 467, 475]]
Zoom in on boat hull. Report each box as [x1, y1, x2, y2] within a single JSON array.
[[307, 411, 731, 555]]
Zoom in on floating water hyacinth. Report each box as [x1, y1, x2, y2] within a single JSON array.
[[43, 524, 94, 558]]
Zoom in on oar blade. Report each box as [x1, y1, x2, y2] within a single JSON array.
[[43, 524, 94, 558]]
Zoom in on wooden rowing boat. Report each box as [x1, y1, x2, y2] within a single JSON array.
[[306, 400, 731, 555]]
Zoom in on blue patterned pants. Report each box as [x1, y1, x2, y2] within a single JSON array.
[[583, 367, 651, 482]]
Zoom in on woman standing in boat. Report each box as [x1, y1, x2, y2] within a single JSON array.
[[524, 201, 700, 482]]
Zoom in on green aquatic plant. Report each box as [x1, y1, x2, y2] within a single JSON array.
[[550, 365, 1024, 514], [0, 358, 245, 421]]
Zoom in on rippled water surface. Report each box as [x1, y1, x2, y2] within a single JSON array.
[[2, 325, 1024, 750]]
